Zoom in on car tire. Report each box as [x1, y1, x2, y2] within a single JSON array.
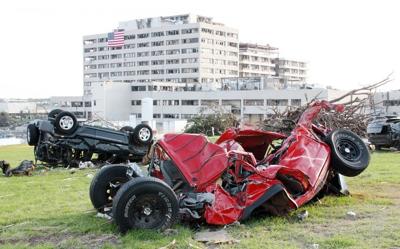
[[112, 177, 179, 233], [133, 124, 153, 145], [27, 124, 39, 146], [48, 109, 63, 123], [54, 111, 78, 135], [89, 165, 130, 212], [326, 129, 370, 177], [120, 126, 135, 133]]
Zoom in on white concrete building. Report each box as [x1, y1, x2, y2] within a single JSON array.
[[83, 14, 239, 98], [239, 43, 279, 78], [84, 80, 345, 129], [275, 58, 307, 84], [373, 90, 400, 115]]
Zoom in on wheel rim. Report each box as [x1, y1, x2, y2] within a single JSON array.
[[59, 116, 74, 130], [127, 193, 168, 229], [138, 128, 151, 141], [336, 138, 361, 162], [27, 129, 31, 142], [106, 177, 127, 202]]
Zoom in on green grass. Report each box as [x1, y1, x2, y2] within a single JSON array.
[[0, 145, 399, 249]]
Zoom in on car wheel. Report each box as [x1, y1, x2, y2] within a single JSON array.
[[120, 126, 135, 133], [89, 165, 130, 212], [133, 124, 153, 145], [112, 177, 179, 233], [54, 111, 78, 135], [326, 129, 370, 177], [27, 124, 39, 146], [48, 109, 63, 123]]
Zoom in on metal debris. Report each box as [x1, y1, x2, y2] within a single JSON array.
[[194, 230, 239, 245]]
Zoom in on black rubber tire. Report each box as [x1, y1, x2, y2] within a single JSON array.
[[326, 129, 370, 177], [48, 109, 63, 123], [54, 111, 78, 135], [112, 177, 179, 233], [27, 124, 39, 146], [120, 126, 135, 133], [133, 124, 153, 145], [89, 165, 130, 212]]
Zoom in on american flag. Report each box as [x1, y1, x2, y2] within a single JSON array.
[[107, 30, 124, 47]]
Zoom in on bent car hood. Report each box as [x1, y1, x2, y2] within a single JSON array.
[[157, 133, 228, 189]]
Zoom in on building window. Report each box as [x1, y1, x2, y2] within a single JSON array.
[[151, 41, 164, 46], [137, 52, 149, 57], [137, 61, 149, 66], [151, 69, 164, 75], [267, 99, 289, 106], [84, 101, 91, 107], [244, 99, 264, 106], [124, 44, 135, 49], [166, 39, 179, 45], [153, 114, 161, 118], [166, 30, 179, 36], [291, 99, 301, 106], [181, 58, 198, 64], [151, 60, 164, 65], [137, 33, 149, 39], [166, 59, 179, 64], [166, 49, 180, 55], [124, 34, 135, 40], [181, 48, 198, 54], [151, 31, 164, 37], [182, 38, 199, 44], [201, 100, 219, 106], [131, 100, 141, 106], [163, 114, 180, 119], [181, 100, 198, 106], [151, 50, 164, 56], [131, 86, 146, 91], [137, 70, 149, 75], [181, 28, 199, 34], [138, 42, 149, 48], [71, 101, 83, 107], [166, 69, 180, 74], [182, 68, 198, 73]]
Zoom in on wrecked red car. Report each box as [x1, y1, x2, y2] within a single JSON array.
[[89, 101, 370, 232]]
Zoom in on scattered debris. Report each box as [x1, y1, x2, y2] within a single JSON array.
[[159, 239, 176, 249], [194, 230, 239, 245], [163, 228, 179, 236], [1, 160, 35, 177], [297, 210, 309, 221], [86, 173, 94, 179], [308, 243, 320, 249], [95, 212, 112, 220], [346, 211, 357, 220], [79, 161, 95, 169]]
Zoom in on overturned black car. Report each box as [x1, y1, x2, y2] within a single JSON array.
[[27, 110, 153, 167]]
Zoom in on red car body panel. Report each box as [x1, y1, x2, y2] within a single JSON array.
[[154, 101, 345, 225]]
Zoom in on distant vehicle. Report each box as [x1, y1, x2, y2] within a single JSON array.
[[367, 115, 400, 150], [26, 109, 153, 166]]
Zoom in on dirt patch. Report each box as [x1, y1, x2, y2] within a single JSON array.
[[0, 232, 120, 248]]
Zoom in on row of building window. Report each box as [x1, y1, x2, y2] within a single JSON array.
[[84, 49, 238, 62], [84, 39, 237, 53], [84, 59, 238, 70], [383, 100, 400, 106], [130, 99, 301, 106], [84, 29, 238, 45]]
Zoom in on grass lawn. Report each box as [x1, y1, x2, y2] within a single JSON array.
[[0, 144, 399, 249]]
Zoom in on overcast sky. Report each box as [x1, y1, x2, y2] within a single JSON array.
[[0, 0, 399, 98]]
